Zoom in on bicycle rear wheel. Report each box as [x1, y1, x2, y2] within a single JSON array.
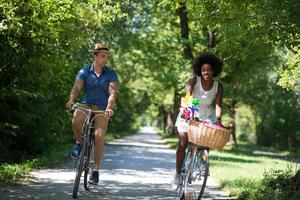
[[183, 147, 209, 200], [84, 136, 95, 190], [72, 137, 87, 199]]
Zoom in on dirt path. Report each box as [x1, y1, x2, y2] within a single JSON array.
[[0, 127, 234, 200]]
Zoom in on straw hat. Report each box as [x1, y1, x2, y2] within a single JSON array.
[[93, 43, 110, 54]]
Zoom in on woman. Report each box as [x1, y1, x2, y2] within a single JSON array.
[[171, 53, 224, 190]]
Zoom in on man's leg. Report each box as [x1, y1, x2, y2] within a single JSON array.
[[70, 109, 86, 158], [93, 127, 106, 170], [89, 108, 108, 185], [72, 109, 86, 142]]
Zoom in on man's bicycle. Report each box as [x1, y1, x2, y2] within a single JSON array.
[[71, 104, 108, 199], [178, 120, 230, 200]]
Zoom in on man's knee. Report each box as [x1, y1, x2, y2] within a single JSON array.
[[94, 128, 106, 140], [72, 112, 85, 125]]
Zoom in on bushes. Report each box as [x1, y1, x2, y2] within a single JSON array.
[[0, 164, 31, 184], [239, 169, 300, 200]]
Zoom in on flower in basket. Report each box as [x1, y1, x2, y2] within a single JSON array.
[[180, 93, 200, 120]]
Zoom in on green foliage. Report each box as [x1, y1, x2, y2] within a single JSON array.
[[235, 105, 257, 143], [0, 142, 72, 184], [238, 169, 299, 200], [0, 163, 31, 184], [277, 47, 300, 91], [1, 0, 300, 167], [0, 0, 144, 163], [255, 85, 300, 150]]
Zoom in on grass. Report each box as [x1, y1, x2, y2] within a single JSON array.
[[158, 132, 299, 198], [210, 145, 298, 197], [0, 142, 73, 185]]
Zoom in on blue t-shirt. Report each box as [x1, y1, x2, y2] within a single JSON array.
[[76, 64, 118, 110]]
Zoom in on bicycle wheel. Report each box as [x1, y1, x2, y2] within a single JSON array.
[[197, 149, 209, 199], [84, 135, 94, 190], [72, 136, 87, 199], [183, 147, 209, 200], [178, 145, 192, 200]]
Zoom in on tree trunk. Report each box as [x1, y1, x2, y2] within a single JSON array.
[[165, 112, 174, 134], [228, 99, 238, 148], [172, 3, 193, 135], [171, 89, 182, 135], [207, 28, 216, 48], [158, 106, 167, 132], [177, 3, 193, 60]]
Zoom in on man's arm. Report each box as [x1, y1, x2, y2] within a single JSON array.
[[105, 81, 118, 117], [66, 78, 84, 108]]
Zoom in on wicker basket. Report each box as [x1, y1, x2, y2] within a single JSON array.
[[188, 120, 231, 149]]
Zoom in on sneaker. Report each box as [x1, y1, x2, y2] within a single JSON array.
[[89, 171, 99, 185], [171, 172, 180, 191], [71, 143, 80, 158]]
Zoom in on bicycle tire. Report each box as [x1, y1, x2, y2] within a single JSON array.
[[179, 145, 192, 200], [84, 135, 94, 190], [183, 147, 209, 200], [72, 136, 87, 199], [197, 149, 209, 200]]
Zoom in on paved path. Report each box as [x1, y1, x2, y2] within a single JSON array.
[[0, 127, 233, 199]]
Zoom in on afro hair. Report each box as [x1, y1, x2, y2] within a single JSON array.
[[192, 52, 223, 77]]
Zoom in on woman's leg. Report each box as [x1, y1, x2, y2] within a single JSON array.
[[176, 131, 188, 174]]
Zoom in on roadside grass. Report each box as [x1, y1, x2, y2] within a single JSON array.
[[0, 142, 73, 185], [210, 145, 298, 197], [0, 129, 137, 186], [158, 132, 299, 198]]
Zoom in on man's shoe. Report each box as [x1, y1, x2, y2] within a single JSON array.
[[71, 143, 80, 158], [89, 171, 99, 185], [171, 172, 180, 191]]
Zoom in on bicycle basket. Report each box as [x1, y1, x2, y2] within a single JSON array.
[[188, 120, 231, 149]]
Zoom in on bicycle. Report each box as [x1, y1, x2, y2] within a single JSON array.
[[178, 140, 209, 200], [177, 119, 230, 200], [71, 103, 108, 199]]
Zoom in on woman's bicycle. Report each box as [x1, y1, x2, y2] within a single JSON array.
[[178, 140, 209, 200], [178, 119, 230, 200], [71, 103, 108, 199]]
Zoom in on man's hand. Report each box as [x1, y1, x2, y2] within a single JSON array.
[[66, 100, 74, 109], [105, 108, 114, 117]]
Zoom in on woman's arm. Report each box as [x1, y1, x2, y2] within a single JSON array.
[[186, 75, 197, 95], [215, 83, 223, 123]]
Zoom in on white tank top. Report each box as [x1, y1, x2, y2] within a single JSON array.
[[192, 76, 218, 122]]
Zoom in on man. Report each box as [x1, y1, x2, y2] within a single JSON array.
[[66, 43, 118, 185]]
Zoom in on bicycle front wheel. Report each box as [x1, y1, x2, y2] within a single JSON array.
[[84, 136, 94, 190], [183, 147, 209, 200], [197, 149, 209, 199], [72, 137, 87, 199]]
